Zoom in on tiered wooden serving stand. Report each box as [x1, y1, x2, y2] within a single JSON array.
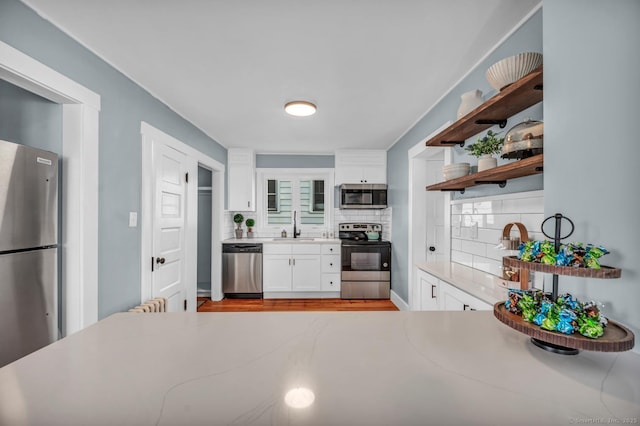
[[493, 214, 635, 355]]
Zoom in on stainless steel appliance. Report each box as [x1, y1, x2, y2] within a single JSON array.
[[0, 140, 59, 368], [339, 223, 391, 299], [222, 243, 263, 298], [339, 184, 387, 209]]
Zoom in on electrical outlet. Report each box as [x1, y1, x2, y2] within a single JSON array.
[[471, 222, 478, 239], [129, 212, 138, 227]]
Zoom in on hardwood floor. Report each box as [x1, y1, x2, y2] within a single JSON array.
[[197, 297, 398, 312]]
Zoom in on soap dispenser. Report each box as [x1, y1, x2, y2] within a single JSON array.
[[281, 229, 287, 238]]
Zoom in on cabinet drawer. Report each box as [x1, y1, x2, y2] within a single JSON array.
[[321, 244, 341, 255], [263, 243, 291, 255], [292, 244, 321, 255], [321, 255, 340, 273], [321, 274, 341, 292]]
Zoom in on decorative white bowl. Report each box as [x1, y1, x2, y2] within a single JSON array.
[[486, 52, 543, 91], [442, 163, 470, 180]]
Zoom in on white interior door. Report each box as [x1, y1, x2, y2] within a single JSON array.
[[153, 143, 188, 312]]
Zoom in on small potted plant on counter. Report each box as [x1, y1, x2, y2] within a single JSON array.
[[245, 218, 255, 238], [465, 129, 504, 172], [233, 213, 244, 239]]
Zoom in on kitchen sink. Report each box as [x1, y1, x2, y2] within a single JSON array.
[[272, 237, 315, 241]]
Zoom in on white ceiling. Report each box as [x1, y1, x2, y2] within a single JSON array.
[[22, 0, 540, 154]]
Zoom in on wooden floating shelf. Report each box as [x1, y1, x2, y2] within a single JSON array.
[[503, 256, 622, 279], [494, 302, 635, 352], [425, 66, 543, 147], [426, 154, 543, 192]]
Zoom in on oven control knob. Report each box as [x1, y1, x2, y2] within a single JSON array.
[[383, 262, 388, 267]]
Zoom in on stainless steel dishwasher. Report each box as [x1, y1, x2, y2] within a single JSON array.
[[222, 243, 263, 298]]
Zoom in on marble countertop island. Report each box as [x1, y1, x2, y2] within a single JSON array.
[[1, 311, 638, 425]]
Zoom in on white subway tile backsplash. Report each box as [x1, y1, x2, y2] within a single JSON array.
[[502, 196, 544, 214], [461, 240, 487, 257], [519, 213, 545, 234], [460, 202, 474, 214], [450, 191, 544, 280], [461, 214, 485, 228], [484, 214, 521, 230], [473, 200, 500, 214], [451, 250, 473, 267], [333, 207, 393, 241], [477, 228, 502, 245]]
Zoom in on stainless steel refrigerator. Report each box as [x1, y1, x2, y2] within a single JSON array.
[[0, 139, 59, 368]]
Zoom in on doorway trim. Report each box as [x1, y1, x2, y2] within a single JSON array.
[[407, 121, 452, 310], [0, 40, 100, 335], [140, 122, 225, 310]]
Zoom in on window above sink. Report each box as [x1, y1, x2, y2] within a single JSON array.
[[256, 168, 335, 235]]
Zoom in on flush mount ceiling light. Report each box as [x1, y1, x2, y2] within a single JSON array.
[[284, 101, 317, 117]]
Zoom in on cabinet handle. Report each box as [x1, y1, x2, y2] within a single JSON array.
[[289, 258, 291, 266], [329, 262, 333, 266], [247, 201, 250, 208], [329, 248, 333, 252], [431, 284, 436, 299], [293, 258, 296, 266], [156, 257, 166, 264]]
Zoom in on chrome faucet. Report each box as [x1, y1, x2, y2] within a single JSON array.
[[293, 211, 301, 238]]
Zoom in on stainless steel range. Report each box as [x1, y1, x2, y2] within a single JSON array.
[[339, 223, 391, 299]]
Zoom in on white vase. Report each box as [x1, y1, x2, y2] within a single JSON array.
[[477, 154, 497, 172], [457, 89, 483, 119]]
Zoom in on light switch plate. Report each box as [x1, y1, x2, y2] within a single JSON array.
[[129, 212, 138, 227]]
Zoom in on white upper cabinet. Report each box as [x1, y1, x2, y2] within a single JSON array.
[[334, 150, 387, 185], [227, 148, 255, 211]]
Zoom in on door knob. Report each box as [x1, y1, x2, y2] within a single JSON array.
[[156, 257, 166, 264], [428, 246, 436, 252]]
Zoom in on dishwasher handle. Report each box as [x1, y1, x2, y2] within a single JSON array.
[[223, 244, 263, 254]]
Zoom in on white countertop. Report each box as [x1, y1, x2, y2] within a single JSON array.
[[1, 311, 638, 425], [224, 238, 341, 244], [416, 260, 512, 305]]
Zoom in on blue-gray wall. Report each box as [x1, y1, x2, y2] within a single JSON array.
[[387, 10, 543, 303], [256, 154, 334, 168], [543, 0, 640, 339], [0, 0, 227, 318], [0, 80, 62, 153]]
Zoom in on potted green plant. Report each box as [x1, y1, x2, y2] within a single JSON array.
[[465, 129, 504, 171], [245, 218, 255, 238], [233, 213, 244, 239]]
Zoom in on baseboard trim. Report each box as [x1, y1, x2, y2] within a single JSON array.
[[391, 290, 409, 311]]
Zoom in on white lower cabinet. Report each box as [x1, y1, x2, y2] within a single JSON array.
[[263, 243, 340, 294], [292, 255, 322, 291], [320, 243, 341, 292], [263, 254, 293, 292], [414, 269, 492, 311], [439, 281, 492, 311], [417, 270, 439, 311]]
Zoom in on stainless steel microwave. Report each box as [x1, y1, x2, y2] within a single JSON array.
[[339, 184, 387, 209]]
